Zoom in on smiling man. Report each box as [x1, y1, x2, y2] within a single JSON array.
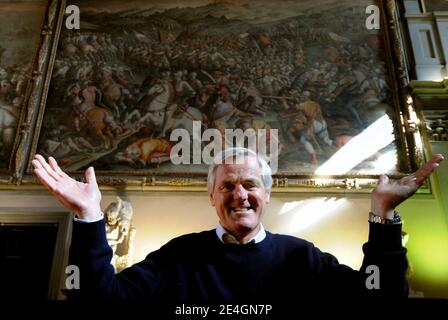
[[209, 150, 272, 244], [32, 147, 444, 302]]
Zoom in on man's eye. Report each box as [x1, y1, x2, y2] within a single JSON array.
[[221, 183, 234, 191], [243, 183, 256, 189]]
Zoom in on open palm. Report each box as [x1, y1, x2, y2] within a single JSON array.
[[371, 154, 444, 217], [32, 154, 102, 220]]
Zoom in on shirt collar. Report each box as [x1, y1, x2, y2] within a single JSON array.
[[216, 222, 266, 244]]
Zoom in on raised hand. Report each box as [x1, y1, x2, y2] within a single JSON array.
[[32, 154, 102, 220], [371, 154, 444, 218]]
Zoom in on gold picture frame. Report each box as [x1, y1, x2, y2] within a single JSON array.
[[10, 0, 429, 193], [0, 0, 65, 187]]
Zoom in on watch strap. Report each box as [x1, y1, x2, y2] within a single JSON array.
[[369, 211, 402, 225]]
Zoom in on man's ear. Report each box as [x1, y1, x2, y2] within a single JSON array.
[[265, 191, 271, 204], [209, 191, 216, 207]]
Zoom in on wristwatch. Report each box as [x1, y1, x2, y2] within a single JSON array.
[[369, 211, 402, 225]]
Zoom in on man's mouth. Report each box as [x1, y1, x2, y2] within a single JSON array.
[[230, 206, 254, 214]]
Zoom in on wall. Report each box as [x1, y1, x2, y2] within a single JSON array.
[[0, 150, 447, 298], [404, 0, 448, 80]]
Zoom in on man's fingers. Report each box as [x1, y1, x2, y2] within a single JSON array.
[[432, 153, 445, 164], [85, 166, 98, 187], [32, 158, 56, 184], [48, 156, 69, 177], [415, 154, 444, 185], [33, 154, 46, 167], [378, 174, 389, 186], [33, 154, 60, 181], [34, 163, 77, 212], [33, 165, 58, 192], [31, 158, 43, 170], [399, 174, 417, 187]]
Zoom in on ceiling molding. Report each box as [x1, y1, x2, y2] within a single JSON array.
[[409, 80, 448, 100]]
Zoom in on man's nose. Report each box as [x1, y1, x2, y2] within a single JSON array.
[[233, 184, 248, 200]]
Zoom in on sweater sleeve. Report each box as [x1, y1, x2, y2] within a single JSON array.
[[68, 220, 167, 301], [311, 222, 408, 298], [361, 222, 409, 297]]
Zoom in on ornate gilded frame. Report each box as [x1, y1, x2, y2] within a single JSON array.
[[6, 0, 430, 193], [0, 0, 66, 188]]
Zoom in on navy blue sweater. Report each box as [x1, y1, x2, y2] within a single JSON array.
[[69, 220, 408, 301]]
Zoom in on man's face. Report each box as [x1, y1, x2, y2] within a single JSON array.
[[209, 156, 270, 240]]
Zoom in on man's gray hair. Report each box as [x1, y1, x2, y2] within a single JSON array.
[[207, 147, 273, 193]]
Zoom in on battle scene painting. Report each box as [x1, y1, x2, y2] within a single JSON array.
[[0, 0, 48, 171], [36, 0, 403, 177]]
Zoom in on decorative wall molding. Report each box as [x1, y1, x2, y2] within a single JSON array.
[[421, 109, 448, 141], [404, 1, 448, 80], [409, 79, 448, 98]]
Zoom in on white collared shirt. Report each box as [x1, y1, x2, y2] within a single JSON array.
[[216, 222, 266, 244], [74, 212, 104, 223]]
